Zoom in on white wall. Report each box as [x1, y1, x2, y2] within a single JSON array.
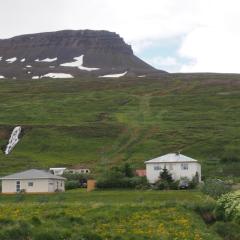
[[2, 179, 65, 193], [146, 162, 201, 183]]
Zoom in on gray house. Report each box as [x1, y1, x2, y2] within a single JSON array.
[[0, 169, 66, 194]]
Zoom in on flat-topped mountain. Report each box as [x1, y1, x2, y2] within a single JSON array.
[[0, 30, 166, 79]]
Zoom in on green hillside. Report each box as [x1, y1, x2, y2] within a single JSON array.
[[0, 74, 240, 179]]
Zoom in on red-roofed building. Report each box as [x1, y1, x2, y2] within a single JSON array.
[[135, 169, 146, 177]]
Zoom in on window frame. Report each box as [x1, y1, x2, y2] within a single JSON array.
[[181, 163, 188, 170]]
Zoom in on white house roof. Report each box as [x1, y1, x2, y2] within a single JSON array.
[[0, 169, 66, 180], [49, 168, 66, 171], [144, 153, 198, 164]]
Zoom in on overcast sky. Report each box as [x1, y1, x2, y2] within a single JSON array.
[[0, 0, 239, 73]]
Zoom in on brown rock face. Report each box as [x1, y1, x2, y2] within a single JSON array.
[[0, 30, 166, 79]]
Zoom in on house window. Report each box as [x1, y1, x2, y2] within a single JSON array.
[[154, 166, 161, 171], [181, 163, 188, 170], [28, 182, 34, 187], [16, 180, 20, 192]]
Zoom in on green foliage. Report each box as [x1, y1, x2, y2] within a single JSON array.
[[96, 163, 148, 189], [154, 168, 179, 190], [192, 201, 216, 224], [63, 173, 89, 189], [65, 180, 80, 190], [0, 190, 220, 240], [201, 179, 231, 199], [160, 168, 173, 183], [0, 76, 240, 180], [215, 190, 240, 223], [212, 221, 240, 240]]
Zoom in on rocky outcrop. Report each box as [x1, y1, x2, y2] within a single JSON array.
[[0, 30, 166, 79]]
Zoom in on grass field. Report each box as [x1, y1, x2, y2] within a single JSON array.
[[0, 74, 239, 179], [0, 189, 220, 240]]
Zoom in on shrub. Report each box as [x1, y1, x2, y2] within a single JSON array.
[[63, 172, 89, 188], [96, 163, 148, 189], [212, 221, 240, 240], [65, 180, 80, 190], [160, 168, 173, 183], [193, 201, 216, 224], [215, 190, 240, 223], [201, 179, 231, 199]]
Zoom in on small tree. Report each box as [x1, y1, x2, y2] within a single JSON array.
[[160, 167, 173, 183], [121, 163, 134, 178]]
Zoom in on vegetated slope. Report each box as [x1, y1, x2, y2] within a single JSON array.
[[0, 73, 240, 179], [0, 30, 164, 79], [0, 190, 220, 240]]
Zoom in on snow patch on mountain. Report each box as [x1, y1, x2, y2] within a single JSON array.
[[99, 71, 127, 78], [6, 57, 17, 63], [0, 75, 5, 79], [35, 58, 57, 62], [41, 73, 74, 78], [5, 126, 22, 155], [21, 58, 26, 62], [60, 55, 99, 71]]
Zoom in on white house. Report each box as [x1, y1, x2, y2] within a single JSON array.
[[145, 153, 201, 183], [49, 167, 66, 176], [66, 165, 90, 174], [0, 169, 66, 194]]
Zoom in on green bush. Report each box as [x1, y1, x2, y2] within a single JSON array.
[[201, 179, 231, 199], [193, 201, 216, 224], [215, 190, 240, 223], [65, 180, 80, 190], [212, 221, 240, 240], [96, 163, 148, 189]]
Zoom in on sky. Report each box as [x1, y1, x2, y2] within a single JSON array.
[[0, 0, 240, 73]]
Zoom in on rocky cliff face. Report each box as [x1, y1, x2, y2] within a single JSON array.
[[0, 30, 166, 79]]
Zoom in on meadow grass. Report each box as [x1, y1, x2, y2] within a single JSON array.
[[0, 189, 220, 240], [0, 75, 239, 179]]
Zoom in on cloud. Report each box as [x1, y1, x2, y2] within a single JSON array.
[[179, 0, 240, 73], [144, 56, 180, 73], [1, 0, 240, 73]]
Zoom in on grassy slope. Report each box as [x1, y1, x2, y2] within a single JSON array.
[[0, 74, 240, 178], [0, 190, 220, 240]]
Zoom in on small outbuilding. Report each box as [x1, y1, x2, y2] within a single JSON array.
[[0, 169, 66, 194], [49, 167, 66, 176], [66, 165, 90, 174], [145, 153, 201, 183]]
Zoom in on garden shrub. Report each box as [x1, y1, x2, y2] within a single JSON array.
[[193, 201, 216, 224], [201, 179, 231, 199], [65, 180, 80, 190], [212, 221, 240, 240], [96, 163, 148, 189], [215, 190, 240, 223]]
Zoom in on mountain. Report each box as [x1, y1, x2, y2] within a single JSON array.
[[0, 30, 165, 79], [0, 73, 239, 178]]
